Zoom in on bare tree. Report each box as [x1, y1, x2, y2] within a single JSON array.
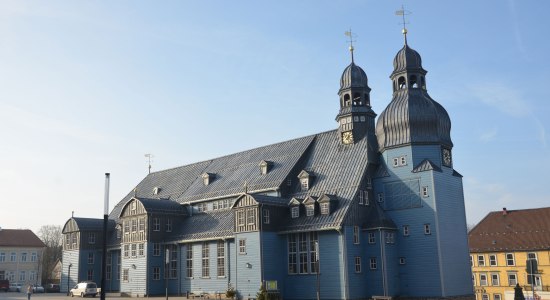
[[38, 225, 63, 284]]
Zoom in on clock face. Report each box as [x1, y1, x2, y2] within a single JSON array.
[[342, 131, 354, 144], [442, 148, 452, 167]]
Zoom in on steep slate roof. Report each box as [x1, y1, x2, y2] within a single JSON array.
[[412, 159, 441, 173], [129, 197, 187, 216], [469, 207, 550, 252], [168, 209, 234, 243], [362, 203, 397, 230], [0, 229, 46, 248]]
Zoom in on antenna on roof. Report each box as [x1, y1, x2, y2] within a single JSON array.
[[344, 29, 357, 63], [145, 153, 154, 174], [395, 5, 412, 45]]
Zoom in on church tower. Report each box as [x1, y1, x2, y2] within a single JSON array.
[[336, 43, 377, 145], [373, 28, 472, 297]]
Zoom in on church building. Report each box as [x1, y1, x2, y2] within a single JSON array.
[[61, 30, 473, 300]]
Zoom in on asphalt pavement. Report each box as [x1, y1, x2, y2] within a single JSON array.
[[0, 293, 194, 300]]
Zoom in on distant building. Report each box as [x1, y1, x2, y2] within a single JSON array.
[[469, 207, 550, 300], [62, 30, 473, 300], [0, 228, 46, 286]]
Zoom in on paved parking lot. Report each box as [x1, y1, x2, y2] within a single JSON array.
[[0, 292, 192, 300]]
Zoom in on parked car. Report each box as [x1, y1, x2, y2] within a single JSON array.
[[0, 279, 9, 292], [9, 283, 22, 292], [45, 283, 60, 293], [69, 282, 97, 297], [33, 285, 44, 293]]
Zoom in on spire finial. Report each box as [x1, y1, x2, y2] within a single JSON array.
[[344, 29, 356, 63], [395, 5, 411, 45]]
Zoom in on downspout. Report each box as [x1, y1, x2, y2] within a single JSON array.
[[338, 227, 349, 300]]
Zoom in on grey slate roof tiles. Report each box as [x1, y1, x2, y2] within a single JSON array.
[[168, 209, 234, 243], [412, 159, 442, 173]]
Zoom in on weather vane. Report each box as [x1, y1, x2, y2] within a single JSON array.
[[395, 5, 412, 44], [145, 153, 154, 174], [344, 29, 357, 63]]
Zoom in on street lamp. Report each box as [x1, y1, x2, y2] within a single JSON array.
[[67, 263, 72, 296]]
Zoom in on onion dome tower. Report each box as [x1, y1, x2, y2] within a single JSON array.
[[336, 41, 377, 145], [375, 29, 453, 166]]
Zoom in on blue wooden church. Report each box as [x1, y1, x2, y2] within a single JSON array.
[[61, 31, 473, 300]]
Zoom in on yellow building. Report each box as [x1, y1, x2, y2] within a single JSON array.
[[469, 207, 550, 300]]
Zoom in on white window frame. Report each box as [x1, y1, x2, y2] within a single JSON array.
[[201, 242, 210, 278], [153, 243, 161, 256], [88, 233, 96, 244], [480, 273, 488, 286], [291, 206, 299, 218], [489, 254, 497, 266], [422, 186, 429, 197], [153, 218, 160, 231], [306, 204, 315, 217], [354, 257, 361, 273], [482, 294, 489, 300], [239, 239, 246, 255], [508, 273, 517, 286], [300, 178, 309, 191], [320, 203, 329, 215], [494, 294, 502, 300], [403, 225, 410, 236], [393, 158, 399, 167], [424, 224, 431, 235], [263, 209, 270, 224], [369, 258, 377, 270], [152, 266, 160, 280], [400, 156, 407, 166], [399, 257, 406, 265], [166, 218, 172, 232], [527, 252, 537, 261], [385, 232, 395, 244], [491, 273, 500, 286], [368, 232, 375, 244], [353, 226, 360, 244], [505, 253, 515, 266], [478, 255, 485, 266]]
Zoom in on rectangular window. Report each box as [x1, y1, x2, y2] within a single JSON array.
[[359, 191, 364, 204], [153, 267, 160, 280], [1, 252, 7, 262], [364, 190, 370, 205], [123, 245, 129, 258], [10, 252, 16, 262], [306, 205, 315, 216], [424, 224, 431, 235], [139, 218, 145, 231], [393, 157, 399, 167], [478, 255, 485, 266], [88, 233, 96, 244], [400, 156, 407, 166], [122, 269, 129, 282], [186, 245, 193, 278], [489, 254, 497, 266], [300, 178, 309, 191], [508, 273, 517, 286], [19, 271, 26, 281], [494, 294, 502, 300], [131, 219, 137, 232], [217, 241, 225, 277], [87, 269, 93, 281], [106, 253, 112, 281], [29, 271, 36, 282], [213, 201, 218, 210], [369, 258, 377, 270], [21, 252, 27, 262], [320, 203, 329, 215], [482, 295, 489, 300], [170, 246, 178, 279], [491, 273, 499, 286], [239, 239, 246, 254], [88, 253, 94, 264], [354, 257, 361, 273], [263, 209, 270, 224], [378, 193, 384, 203], [299, 233, 308, 274], [353, 226, 360, 244], [385, 232, 395, 244], [399, 257, 406, 265], [368, 232, 375, 244], [153, 218, 160, 231], [506, 253, 515, 266], [124, 221, 129, 234], [480, 273, 488, 286], [31, 252, 37, 262], [202, 242, 210, 278], [116, 254, 121, 281], [422, 186, 429, 197], [527, 252, 537, 261], [470, 255, 473, 266], [291, 206, 299, 218], [237, 210, 245, 231], [138, 243, 144, 256], [403, 225, 410, 236], [166, 218, 172, 232], [288, 234, 297, 274], [309, 232, 319, 274], [131, 244, 137, 257], [153, 243, 161, 256]]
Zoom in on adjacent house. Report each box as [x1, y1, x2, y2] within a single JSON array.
[[0, 228, 46, 286], [469, 207, 550, 300]]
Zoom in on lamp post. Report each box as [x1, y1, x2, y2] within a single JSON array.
[[101, 173, 110, 300], [67, 263, 72, 296]]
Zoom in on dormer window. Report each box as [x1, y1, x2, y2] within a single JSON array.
[[297, 170, 314, 191], [259, 160, 273, 175], [318, 194, 336, 215], [320, 203, 329, 215], [291, 206, 299, 218], [153, 187, 160, 195], [306, 205, 315, 216], [201, 173, 215, 186]]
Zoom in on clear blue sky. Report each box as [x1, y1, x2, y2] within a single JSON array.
[[1, 0, 548, 233]]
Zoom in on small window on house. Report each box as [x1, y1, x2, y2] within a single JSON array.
[[353, 226, 360, 244], [480, 273, 488, 286], [344, 94, 351, 106], [369, 258, 377, 270], [491, 273, 499, 286], [470, 255, 473, 266], [403, 225, 410, 236], [131, 202, 136, 210], [385, 232, 395, 244], [88, 253, 94, 264], [422, 186, 429, 197], [368, 232, 375, 244], [166, 218, 172, 232], [482, 295, 489, 300], [478, 255, 485, 266], [300, 178, 309, 191], [291, 206, 299, 218], [506, 253, 515, 266], [153, 187, 160, 195], [306, 204, 315, 217], [359, 191, 364, 204], [364, 191, 370, 205], [238, 239, 246, 254], [353, 116, 359, 122], [393, 158, 399, 167], [508, 273, 517, 286], [410, 75, 418, 88], [360, 116, 366, 122], [424, 224, 431, 235], [287, 179, 292, 186], [489, 254, 497, 266], [153, 243, 161, 256], [354, 257, 361, 273], [378, 193, 384, 203], [320, 203, 330, 215], [527, 252, 537, 261], [494, 294, 502, 300], [122, 269, 129, 282], [421, 76, 426, 90], [153, 218, 160, 231], [263, 209, 270, 224], [399, 257, 406, 265], [88, 233, 96, 244], [400, 156, 407, 166]]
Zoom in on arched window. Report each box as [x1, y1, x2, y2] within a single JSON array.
[[353, 93, 361, 106], [410, 75, 418, 88], [365, 94, 370, 106], [398, 76, 406, 89], [344, 94, 351, 107], [421, 76, 426, 90]]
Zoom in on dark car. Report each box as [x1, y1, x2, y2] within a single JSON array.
[[45, 284, 60, 293], [0, 279, 8, 292]]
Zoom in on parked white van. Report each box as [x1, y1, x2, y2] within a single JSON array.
[[69, 282, 97, 297]]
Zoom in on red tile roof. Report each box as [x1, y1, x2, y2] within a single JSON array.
[[0, 229, 46, 247], [469, 207, 550, 253]]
